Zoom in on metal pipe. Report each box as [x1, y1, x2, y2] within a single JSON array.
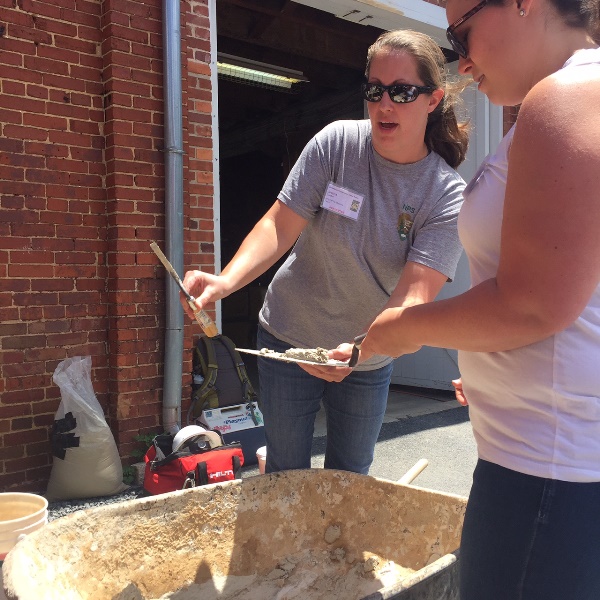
[[161, 0, 184, 434], [209, 0, 222, 327]]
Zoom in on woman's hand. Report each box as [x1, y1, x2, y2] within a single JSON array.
[[297, 342, 354, 382], [452, 378, 468, 406], [180, 200, 309, 323], [360, 307, 423, 361], [180, 270, 229, 321]]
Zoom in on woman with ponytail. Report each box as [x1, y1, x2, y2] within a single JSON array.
[[358, 1, 600, 598], [182, 30, 468, 476]]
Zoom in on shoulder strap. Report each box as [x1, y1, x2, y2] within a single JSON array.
[[219, 335, 260, 425], [196, 462, 209, 486], [232, 453, 242, 478], [190, 335, 220, 418]]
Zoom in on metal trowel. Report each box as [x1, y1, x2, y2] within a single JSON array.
[[348, 333, 367, 368]]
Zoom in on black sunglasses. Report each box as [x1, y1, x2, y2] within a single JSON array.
[[446, 0, 488, 59], [362, 81, 435, 104]]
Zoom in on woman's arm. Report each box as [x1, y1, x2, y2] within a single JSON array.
[[362, 70, 600, 358], [219, 200, 308, 294], [306, 261, 448, 380], [182, 200, 307, 316], [386, 261, 449, 309], [372, 261, 449, 355]]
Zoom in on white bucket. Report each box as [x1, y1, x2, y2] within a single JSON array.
[[256, 446, 267, 475], [0, 493, 48, 560]]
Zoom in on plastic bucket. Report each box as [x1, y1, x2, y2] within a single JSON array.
[[0, 493, 48, 560], [256, 446, 266, 474]]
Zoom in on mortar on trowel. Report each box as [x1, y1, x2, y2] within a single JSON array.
[[3, 467, 467, 600]]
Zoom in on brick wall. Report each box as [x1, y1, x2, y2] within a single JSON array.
[[1, 0, 109, 492], [0, 0, 215, 493], [0, 0, 516, 494]]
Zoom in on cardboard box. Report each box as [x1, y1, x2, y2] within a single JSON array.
[[197, 403, 265, 466]]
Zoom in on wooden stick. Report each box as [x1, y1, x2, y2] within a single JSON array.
[[150, 242, 219, 337], [397, 458, 429, 485]]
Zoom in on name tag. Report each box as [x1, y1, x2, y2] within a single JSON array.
[[321, 182, 364, 221]]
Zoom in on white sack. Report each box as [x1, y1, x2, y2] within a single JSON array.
[[46, 356, 128, 501]]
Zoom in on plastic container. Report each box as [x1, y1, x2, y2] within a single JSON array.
[[256, 445, 266, 474], [0, 493, 48, 560]]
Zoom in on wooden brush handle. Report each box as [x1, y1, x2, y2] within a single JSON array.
[[150, 241, 219, 337], [189, 298, 219, 337]]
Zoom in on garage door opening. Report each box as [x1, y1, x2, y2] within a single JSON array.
[[216, 0, 384, 349]]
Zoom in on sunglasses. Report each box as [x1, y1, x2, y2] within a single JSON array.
[[362, 81, 435, 104], [446, 0, 488, 59]]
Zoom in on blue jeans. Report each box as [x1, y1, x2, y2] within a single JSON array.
[[256, 325, 393, 474], [460, 459, 600, 600]]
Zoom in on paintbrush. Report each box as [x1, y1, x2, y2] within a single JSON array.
[[150, 241, 219, 337]]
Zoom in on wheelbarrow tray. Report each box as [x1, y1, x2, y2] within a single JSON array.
[[3, 469, 467, 600]]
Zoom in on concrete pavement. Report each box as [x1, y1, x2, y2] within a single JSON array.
[[242, 384, 478, 499]]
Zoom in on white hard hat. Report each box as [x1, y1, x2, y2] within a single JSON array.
[[172, 425, 222, 453]]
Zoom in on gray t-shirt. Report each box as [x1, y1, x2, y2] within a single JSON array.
[[259, 119, 465, 369]]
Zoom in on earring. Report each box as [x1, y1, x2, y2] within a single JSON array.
[[519, 8, 526, 16]]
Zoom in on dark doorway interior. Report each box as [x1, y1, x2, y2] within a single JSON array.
[[216, 0, 385, 348]]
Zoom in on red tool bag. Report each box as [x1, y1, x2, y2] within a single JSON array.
[[143, 432, 244, 495]]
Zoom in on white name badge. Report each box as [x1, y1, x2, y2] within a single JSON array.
[[321, 182, 364, 221]]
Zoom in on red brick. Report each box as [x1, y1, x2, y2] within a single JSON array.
[[3, 124, 48, 142], [0, 323, 28, 337], [41, 306, 67, 320], [1, 166, 24, 182], [41, 72, 86, 95], [23, 84, 49, 101], [24, 141, 68, 157], [53, 265, 97, 279], [40, 47, 80, 70], [25, 169, 69, 184], [23, 113, 69, 131], [5, 453, 48, 473], [0, 110, 23, 126], [62, 7, 102, 28], [105, 22, 150, 45], [0, 444, 26, 463], [9, 264, 56, 278], [1, 79, 26, 96], [8, 24, 52, 45], [30, 278, 73, 292]]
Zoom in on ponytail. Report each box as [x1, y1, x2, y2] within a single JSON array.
[[538, 0, 600, 41], [592, 0, 600, 42], [425, 80, 470, 169]]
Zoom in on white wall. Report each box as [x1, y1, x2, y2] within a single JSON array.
[[392, 74, 504, 389], [294, 0, 449, 50]]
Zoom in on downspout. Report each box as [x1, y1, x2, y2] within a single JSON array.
[[161, 0, 184, 434], [209, 0, 222, 325]]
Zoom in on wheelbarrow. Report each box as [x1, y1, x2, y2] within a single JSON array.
[[2, 463, 466, 599]]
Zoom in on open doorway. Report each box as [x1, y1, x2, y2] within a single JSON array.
[[216, 0, 383, 349], [213, 0, 489, 393]]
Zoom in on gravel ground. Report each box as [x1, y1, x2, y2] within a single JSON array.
[[46, 463, 262, 522], [47, 485, 148, 521]]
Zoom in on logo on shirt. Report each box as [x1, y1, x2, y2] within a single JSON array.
[[397, 211, 414, 240]]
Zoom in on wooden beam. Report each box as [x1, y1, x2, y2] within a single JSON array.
[[217, 0, 380, 69]]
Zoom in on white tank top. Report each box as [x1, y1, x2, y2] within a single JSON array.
[[458, 48, 600, 482]]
